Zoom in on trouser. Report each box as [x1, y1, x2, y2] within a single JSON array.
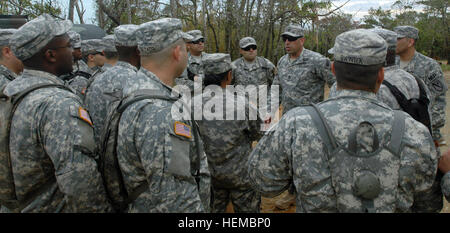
[[211, 187, 261, 213]]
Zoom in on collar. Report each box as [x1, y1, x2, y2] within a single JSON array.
[[0, 64, 17, 81], [333, 89, 378, 101], [116, 61, 138, 72], [139, 68, 182, 98], [21, 69, 64, 85]]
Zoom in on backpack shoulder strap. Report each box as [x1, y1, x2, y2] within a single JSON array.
[[387, 110, 406, 156], [11, 83, 71, 106], [304, 104, 339, 153], [118, 89, 178, 113], [382, 80, 410, 110]]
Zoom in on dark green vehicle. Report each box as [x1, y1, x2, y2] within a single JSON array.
[[0, 15, 28, 29]]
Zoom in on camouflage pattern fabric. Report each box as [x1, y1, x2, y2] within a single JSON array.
[[73, 60, 90, 74], [394, 26, 419, 40], [187, 30, 204, 41], [239, 37, 257, 48], [272, 48, 335, 114], [67, 75, 89, 99], [193, 88, 262, 212], [395, 52, 447, 141], [281, 24, 304, 38], [117, 67, 211, 213], [2, 69, 112, 212], [114, 24, 139, 47], [231, 57, 275, 86], [9, 14, 72, 61], [442, 172, 450, 202], [0, 29, 17, 47], [248, 89, 439, 213], [0, 64, 16, 91], [85, 61, 138, 142], [67, 31, 81, 49]]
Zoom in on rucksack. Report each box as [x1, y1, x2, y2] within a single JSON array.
[[382, 78, 432, 134], [98, 89, 198, 212], [0, 83, 72, 211], [305, 104, 406, 213]]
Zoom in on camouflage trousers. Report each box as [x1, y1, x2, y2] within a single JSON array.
[[211, 187, 261, 213]]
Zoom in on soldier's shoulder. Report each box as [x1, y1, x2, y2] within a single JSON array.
[[231, 58, 243, 69], [258, 57, 275, 69], [414, 52, 441, 67]]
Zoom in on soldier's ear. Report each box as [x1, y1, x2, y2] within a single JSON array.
[[44, 48, 57, 63]]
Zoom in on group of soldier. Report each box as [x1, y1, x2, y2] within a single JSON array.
[[0, 13, 448, 213]]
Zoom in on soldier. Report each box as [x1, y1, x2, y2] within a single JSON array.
[[67, 31, 84, 74], [192, 53, 263, 213], [101, 34, 119, 70], [248, 29, 440, 212], [439, 149, 450, 201], [117, 18, 211, 212], [0, 29, 23, 90], [68, 39, 105, 99], [2, 14, 112, 212], [85, 24, 140, 142], [394, 25, 447, 147], [232, 37, 275, 87], [270, 24, 335, 209], [272, 24, 335, 115], [175, 30, 208, 94]]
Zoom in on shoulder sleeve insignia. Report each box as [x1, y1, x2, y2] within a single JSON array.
[[78, 107, 93, 126], [174, 121, 192, 139]]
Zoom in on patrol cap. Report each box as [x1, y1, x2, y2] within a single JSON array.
[[0, 29, 17, 47], [239, 37, 257, 48], [81, 39, 104, 55], [114, 24, 139, 47], [187, 30, 204, 41], [394, 26, 419, 40], [369, 28, 397, 50], [102, 35, 117, 52], [10, 14, 73, 61], [328, 29, 387, 66], [136, 18, 193, 55], [203, 53, 232, 75], [281, 24, 304, 38], [67, 31, 81, 49]]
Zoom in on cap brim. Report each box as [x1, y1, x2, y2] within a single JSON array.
[[328, 47, 334, 54], [240, 42, 257, 48], [281, 32, 301, 38], [181, 32, 194, 41]]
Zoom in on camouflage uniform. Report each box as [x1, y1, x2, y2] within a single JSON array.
[[193, 54, 262, 213], [3, 14, 112, 213], [117, 18, 211, 213], [394, 26, 447, 141], [85, 24, 140, 142], [68, 39, 105, 99], [0, 29, 18, 90], [101, 34, 117, 71], [67, 31, 82, 73], [273, 25, 335, 114], [442, 172, 450, 201], [248, 29, 440, 213]]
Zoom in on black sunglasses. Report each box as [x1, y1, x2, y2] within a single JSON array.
[[242, 45, 257, 51], [190, 38, 205, 44], [282, 35, 302, 42]]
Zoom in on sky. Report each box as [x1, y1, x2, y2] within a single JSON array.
[[58, 0, 419, 24]]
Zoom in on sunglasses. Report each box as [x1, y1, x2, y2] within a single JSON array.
[[242, 45, 257, 51], [282, 35, 302, 42], [190, 38, 205, 44]]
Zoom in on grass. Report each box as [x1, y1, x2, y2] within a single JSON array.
[[439, 61, 450, 72]]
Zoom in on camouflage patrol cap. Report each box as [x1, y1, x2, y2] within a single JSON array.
[[187, 30, 204, 41], [328, 29, 387, 66], [67, 31, 81, 49], [281, 24, 304, 38], [369, 28, 397, 50], [102, 35, 117, 52], [10, 14, 73, 61], [203, 53, 232, 75], [239, 37, 257, 48], [81, 39, 104, 55], [136, 18, 193, 55], [0, 29, 17, 46], [394, 26, 419, 40], [114, 24, 139, 47]]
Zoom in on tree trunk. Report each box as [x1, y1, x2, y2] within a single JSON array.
[[126, 0, 132, 23], [68, 0, 75, 22], [75, 0, 84, 24]]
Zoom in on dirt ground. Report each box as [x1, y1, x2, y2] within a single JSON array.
[[226, 71, 450, 213]]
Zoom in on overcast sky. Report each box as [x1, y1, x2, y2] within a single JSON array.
[[60, 0, 415, 24]]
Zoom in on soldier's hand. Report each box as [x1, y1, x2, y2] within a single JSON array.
[[438, 149, 450, 174]]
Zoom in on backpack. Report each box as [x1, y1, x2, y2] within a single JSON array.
[[305, 104, 406, 213], [98, 89, 187, 212], [0, 83, 71, 211], [382, 78, 432, 134]]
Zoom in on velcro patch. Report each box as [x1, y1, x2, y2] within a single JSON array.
[[174, 121, 192, 139], [79, 107, 93, 126]]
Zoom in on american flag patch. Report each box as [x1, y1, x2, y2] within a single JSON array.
[[174, 121, 192, 138], [79, 107, 93, 126]]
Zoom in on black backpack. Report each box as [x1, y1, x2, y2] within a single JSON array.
[[0, 83, 71, 211], [97, 89, 180, 212], [382, 78, 432, 134]]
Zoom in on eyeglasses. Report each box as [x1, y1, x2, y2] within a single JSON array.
[[242, 45, 257, 51], [282, 35, 302, 42], [190, 38, 205, 44]]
